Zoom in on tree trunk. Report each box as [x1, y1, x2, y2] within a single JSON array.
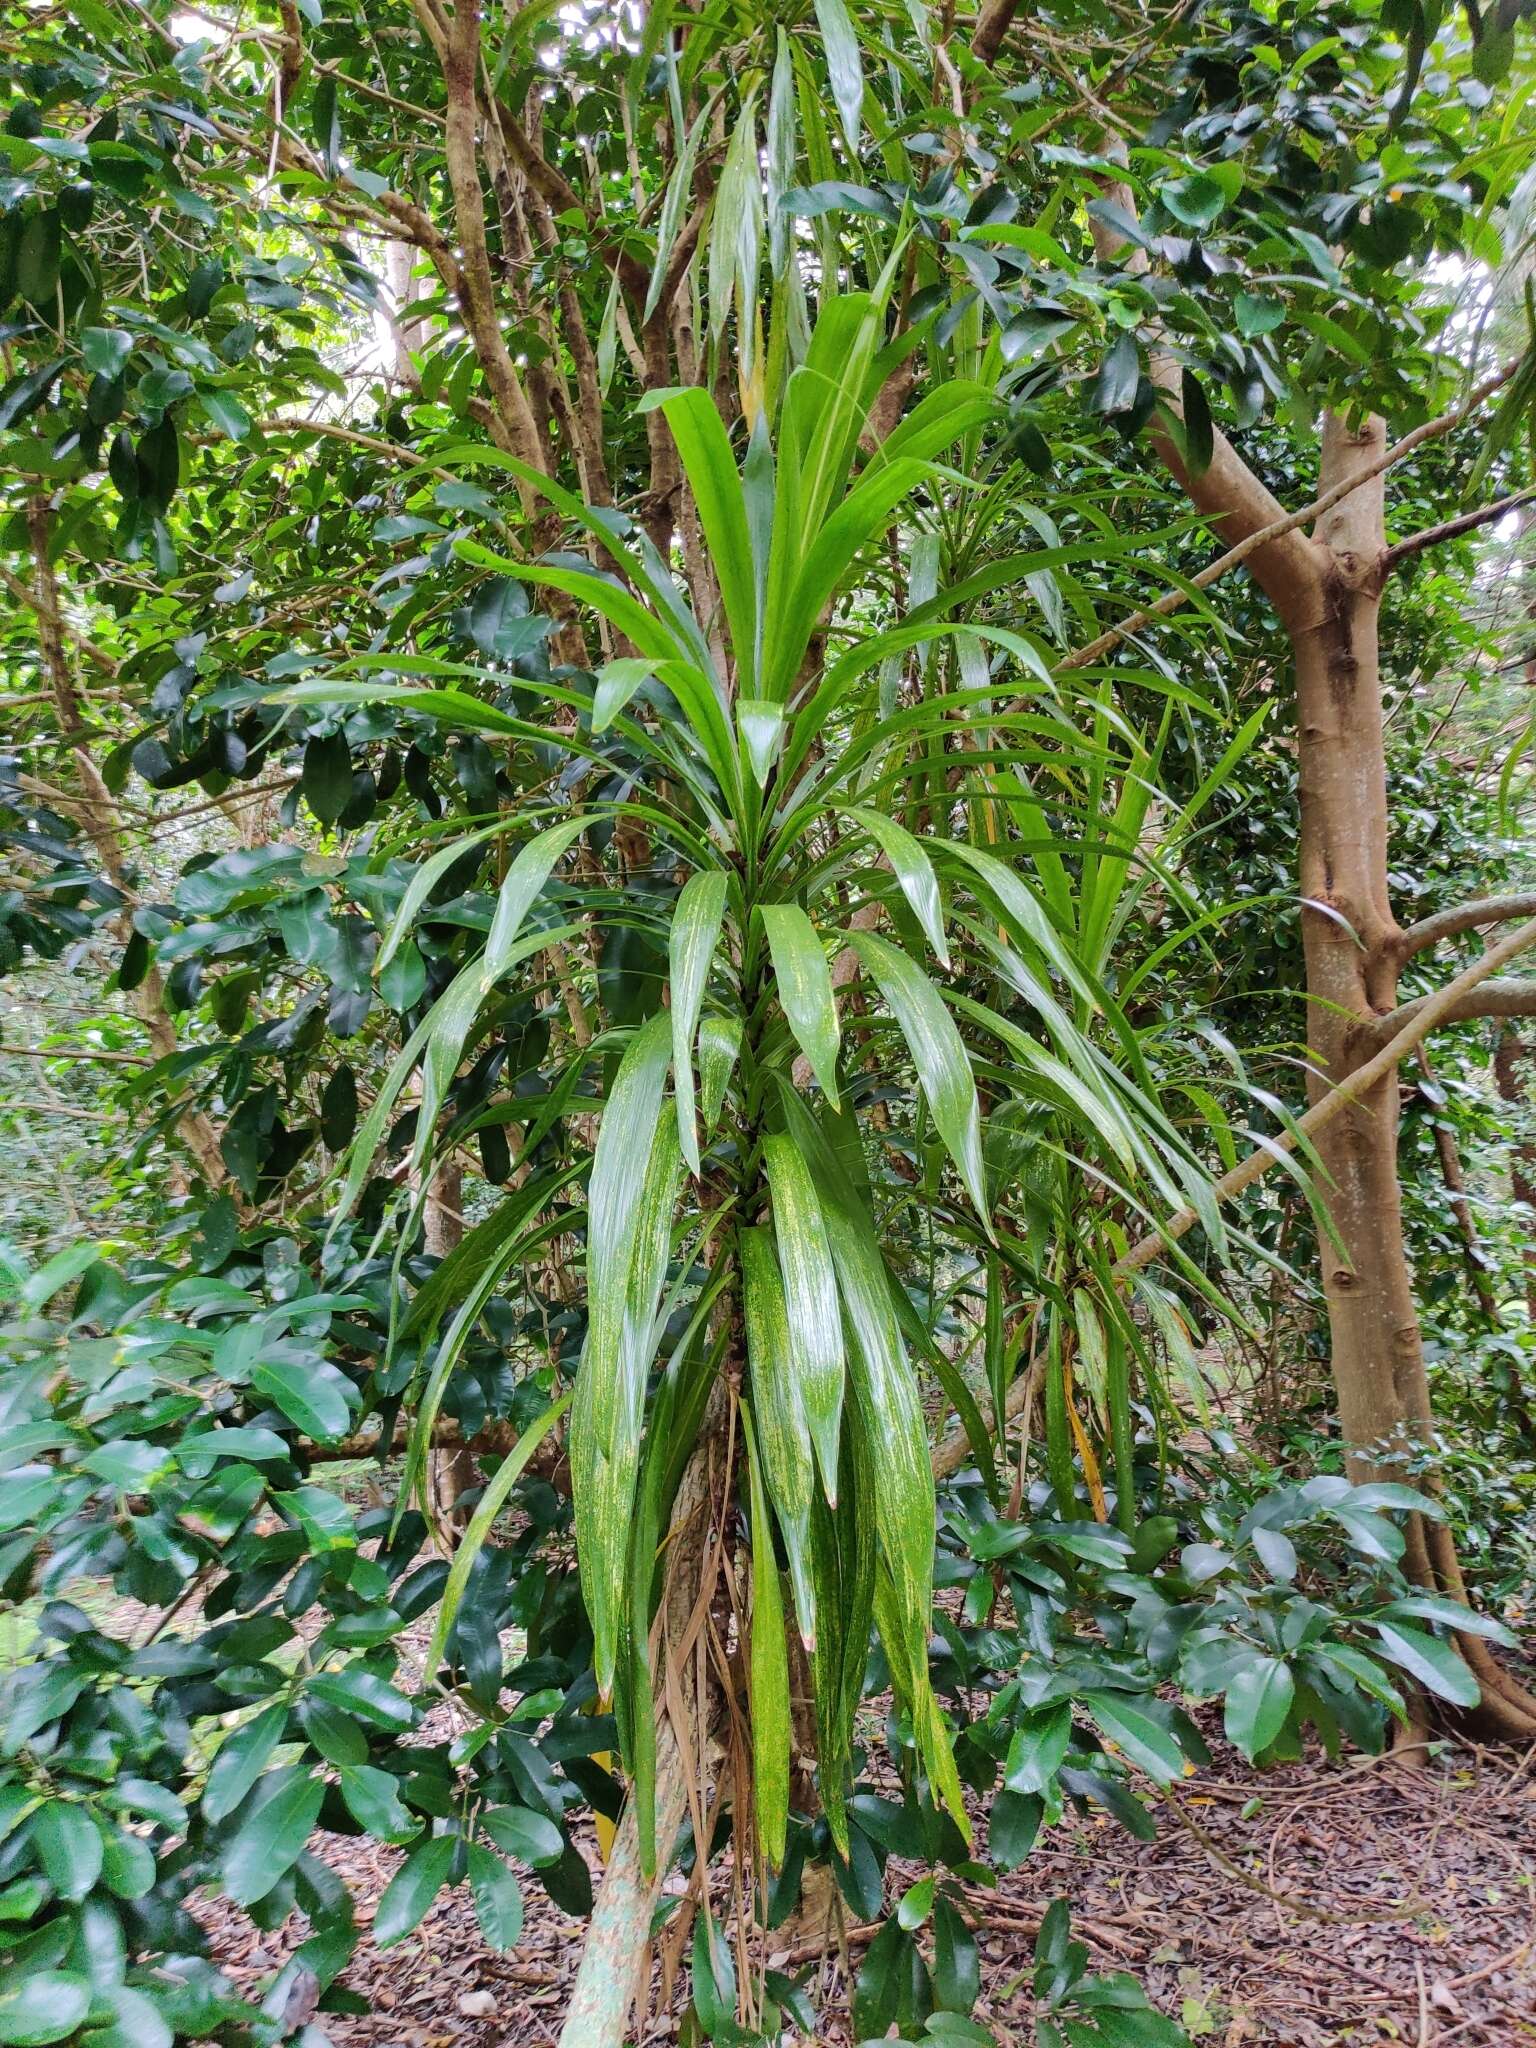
[[558, 1392, 725, 2048], [1493, 1030, 1536, 1324], [1291, 416, 1420, 1472], [1289, 417, 1536, 1735]]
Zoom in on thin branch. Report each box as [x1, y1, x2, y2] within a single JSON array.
[[0, 1045, 151, 1066], [491, 94, 651, 306], [1413, 1045, 1499, 1323], [1397, 892, 1536, 957], [933, 913, 1536, 1475], [307, 1413, 567, 1482], [1117, 919, 1536, 1266], [1383, 487, 1536, 571], [2, 1101, 115, 1121], [1357, 977, 1536, 1050], [0, 562, 120, 678], [311, 56, 440, 128]]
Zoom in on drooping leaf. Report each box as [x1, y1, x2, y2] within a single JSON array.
[[372, 1833, 455, 1949], [482, 815, 592, 988], [570, 1014, 680, 1696], [761, 903, 840, 1106], [1371, 1622, 1480, 1708], [202, 1701, 288, 1824], [762, 1131, 845, 1500], [848, 930, 988, 1225], [1223, 1657, 1295, 1759], [741, 1402, 791, 1867], [668, 869, 729, 1175], [813, 0, 864, 146], [1084, 1695, 1184, 1787], [741, 1224, 816, 1645], [222, 1769, 324, 1906], [845, 806, 950, 967], [465, 1842, 524, 1951]]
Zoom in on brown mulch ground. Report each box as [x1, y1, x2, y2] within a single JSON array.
[[200, 1727, 1536, 2047]]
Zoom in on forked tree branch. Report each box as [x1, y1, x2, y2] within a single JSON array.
[[0, 562, 120, 678], [1397, 892, 1536, 956], [1117, 913, 1536, 1268], [932, 913, 1536, 1475], [1055, 354, 1523, 672], [1058, 169, 1525, 669]]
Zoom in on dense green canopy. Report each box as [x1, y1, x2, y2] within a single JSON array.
[[1, 2, 1534, 2043]]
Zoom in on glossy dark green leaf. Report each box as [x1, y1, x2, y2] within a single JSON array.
[[1180, 367, 1213, 478], [0, 1972, 92, 2046], [34, 1802, 103, 1903], [1163, 172, 1227, 227], [372, 1832, 454, 1949], [223, 1770, 324, 1906], [465, 1841, 523, 1951], [307, 1668, 415, 1731], [1004, 1703, 1072, 1795], [1093, 332, 1140, 416], [1084, 1695, 1183, 1787], [1371, 1622, 1480, 1707], [933, 1895, 980, 2012], [15, 210, 60, 306], [1223, 1656, 1295, 1759], [251, 1355, 351, 1442], [479, 1804, 564, 1869], [202, 1700, 287, 1824], [337, 1766, 419, 1844], [302, 732, 352, 827]]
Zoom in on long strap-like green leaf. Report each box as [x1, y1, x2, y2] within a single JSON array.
[[848, 928, 989, 1229], [740, 1399, 791, 1869], [760, 903, 840, 1106], [571, 1015, 679, 1696], [762, 1131, 844, 1502], [741, 1224, 816, 1645], [669, 871, 728, 1176]]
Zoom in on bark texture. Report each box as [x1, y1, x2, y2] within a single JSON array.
[[1236, 420, 1536, 1734], [1494, 1030, 1536, 1323], [556, 1399, 724, 2048]]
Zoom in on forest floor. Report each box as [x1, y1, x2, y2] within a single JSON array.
[[203, 1716, 1536, 2047], [20, 1510, 1531, 2044]]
